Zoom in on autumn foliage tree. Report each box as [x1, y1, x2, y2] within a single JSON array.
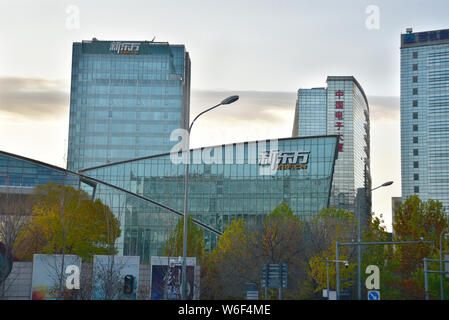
[[389, 195, 449, 299], [162, 213, 205, 263], [307, 207, 357, 295], [201, 202, 310, 299], [15, 182, 121, 262]]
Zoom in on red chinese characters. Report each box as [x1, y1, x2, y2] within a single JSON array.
[[335, 90, 344, 152]]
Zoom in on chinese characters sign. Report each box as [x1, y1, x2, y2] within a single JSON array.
[[258, 150, 310, 170], [334, 90, 344, 152], [109, 42, 140, 54]]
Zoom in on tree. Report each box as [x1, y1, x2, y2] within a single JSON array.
[[0, 189, 33, 299], [162, 214, 205, 262], [15, 182, 121, 262], [307, 207, 358, 296], [201, 202, 310, 299], [389, 195, 449, 299]]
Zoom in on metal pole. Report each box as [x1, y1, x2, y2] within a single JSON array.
[[279, 264, 283, 300], [439, 229, 448, 300], [265, 263, 268, 300], [336, 241, 340, 300], [424, 258, 429, 300], [440, 231, 444, 300], [356, 190, 362, 300], [181, 129, 190, 300], [326, 259, 330, 300]]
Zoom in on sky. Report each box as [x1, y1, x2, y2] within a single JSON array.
[[1, 0, 449, 232]]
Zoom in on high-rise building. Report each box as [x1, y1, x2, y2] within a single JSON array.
[[400, 28, 449, 211], [292, 76, 371, 213], [67, 39, 191, 171]]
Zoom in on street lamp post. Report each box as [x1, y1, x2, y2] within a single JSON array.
[[181, 95, 239, 300], [356, 181, 393, 300], [337, 239, 432, 300], [325, 258, 348, 300], [439, 228, 449, 300]]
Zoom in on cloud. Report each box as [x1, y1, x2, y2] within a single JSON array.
[[191, 89, 297, 125], [0, 77, 69, 120], [0, 78, 399, 127], [368, 96, 400, 123]]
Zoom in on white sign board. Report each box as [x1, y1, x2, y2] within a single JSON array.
[[328, 291, 337, 300]]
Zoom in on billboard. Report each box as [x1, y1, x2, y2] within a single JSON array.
[[150, 256, 199, 300], [92, 255, 139, 300], [31, 254, 81, 300]]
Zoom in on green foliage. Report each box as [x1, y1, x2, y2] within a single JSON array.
[[15, 182, 121, 261], [162, 213, 205, 263], [308, 206, 357, 293]]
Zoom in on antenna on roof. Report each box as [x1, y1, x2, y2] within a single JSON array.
[[151, 36, 156, 42]]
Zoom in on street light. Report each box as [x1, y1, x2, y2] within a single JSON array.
[[181, 95, 239, 300], [325, 259, 348, 300], [356, 181, 393, 300], [440, 228, 449, 300]]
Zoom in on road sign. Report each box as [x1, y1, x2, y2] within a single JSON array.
[[328, 291, 337, 300], [261, 263, 288, 288], [246, 290, 259, 300], [368, 290, 380, 300]]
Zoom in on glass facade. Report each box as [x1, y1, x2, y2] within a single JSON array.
[[401, 28, 449, 212], [67, 39, 191, 171], [80, 136, 339, 261], [292, 76, 371, 213], [0, 151, 79, 191], [1, 135, 338, 263], [292, 88, 327, 137]]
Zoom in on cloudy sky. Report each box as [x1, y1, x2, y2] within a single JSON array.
[[1, 0, 449, 231]]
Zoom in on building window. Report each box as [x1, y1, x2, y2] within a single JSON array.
[[414, 186, 419, 193], [413, 112, 418, 119], [413, 149, 419, 156], [413, 136, 418, 143], [413, 100, 418, 107], [413, 124, 418, 131], [414, 161, 419, 168], [413, 88, 418, 95], [414, 173, 419, 181], [413, 64, 418, 71], [413, 52, 418, 59], [413, 76, 418, 83]]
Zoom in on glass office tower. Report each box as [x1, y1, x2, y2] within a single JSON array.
[[292, 76, 371, 214], [67, 39, 191, 171], [401, 28, 449, 211]]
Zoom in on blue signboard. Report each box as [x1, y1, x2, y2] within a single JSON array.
[[403, 29, 449, 45], [368, 290, 380, 300]]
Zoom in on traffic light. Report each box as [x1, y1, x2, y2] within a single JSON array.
[[123, 275, 135, 294]]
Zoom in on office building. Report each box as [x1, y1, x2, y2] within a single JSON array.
[[292, 76, 371, 214], [67, 39, 191, 171], [1, 135, 338, 261], [401, 28, 449, 212]]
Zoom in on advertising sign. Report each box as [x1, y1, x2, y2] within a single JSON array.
[[92, 255, 140, 300], [150, 256, 199, 300], [31, 254, 81, 300]]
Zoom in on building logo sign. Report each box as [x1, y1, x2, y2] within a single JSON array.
[[109, 42, 140, 54], [334, 90, 344, 152], [403, 29, 449, 45], [258, 150, 310, 170]]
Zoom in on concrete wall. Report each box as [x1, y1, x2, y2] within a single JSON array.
[[2, 262, 33, 300], [2, 262, 157, 300]]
